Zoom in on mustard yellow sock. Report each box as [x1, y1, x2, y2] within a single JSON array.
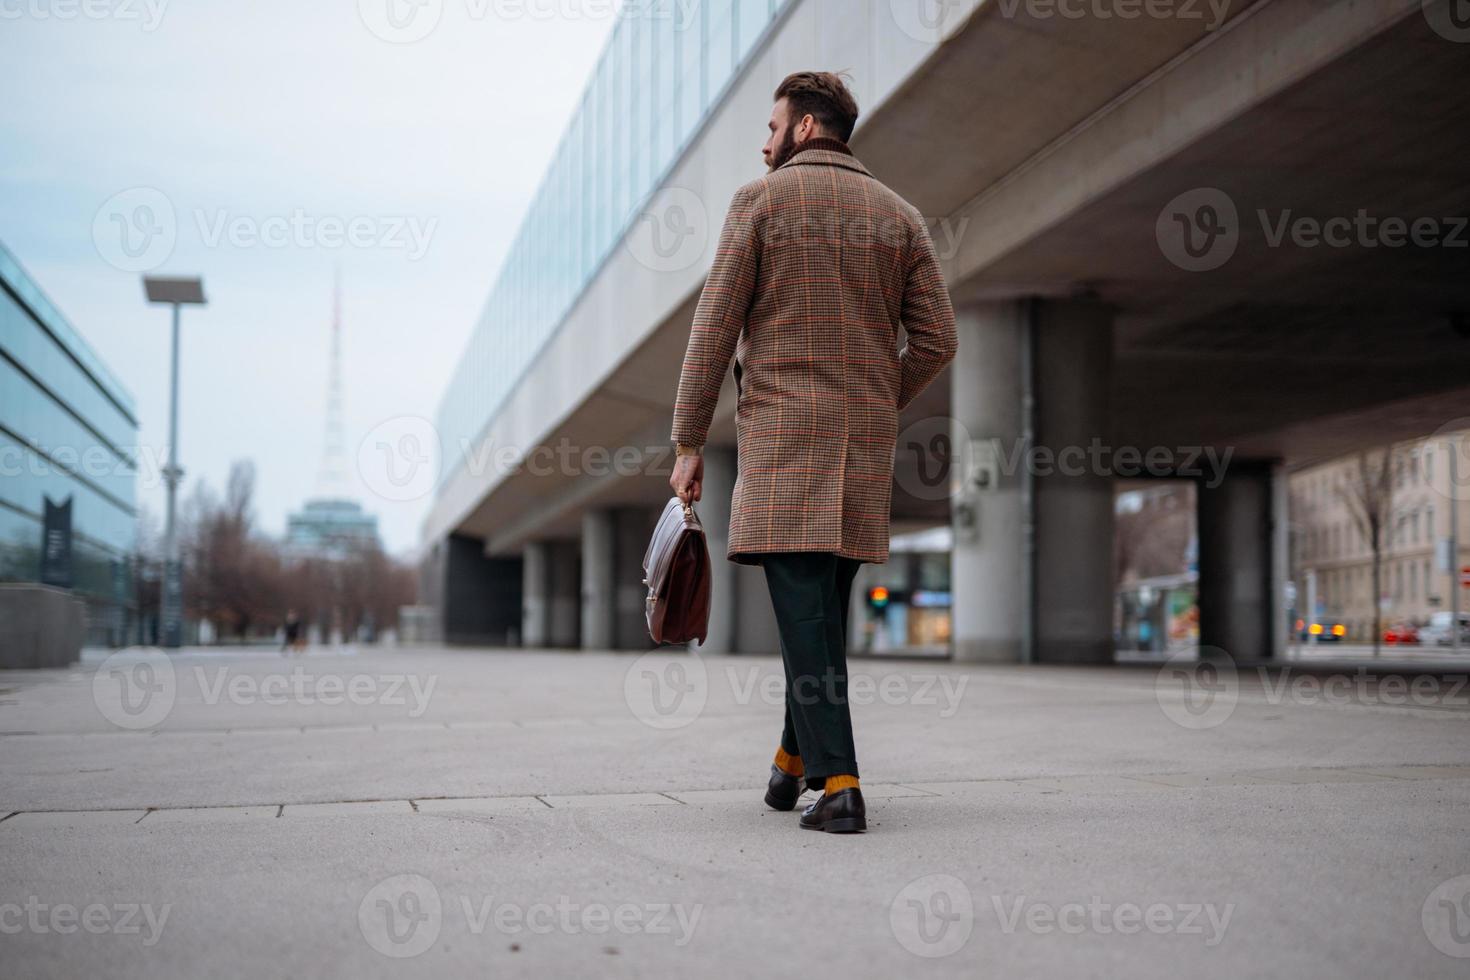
[[774, 747, 804, 777], [824, 774, 860, 794]]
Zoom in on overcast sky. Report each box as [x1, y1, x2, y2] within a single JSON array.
[[0, 0, 618, 559]]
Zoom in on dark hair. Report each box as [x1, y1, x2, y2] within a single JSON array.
[[774, 71, 859, 142]]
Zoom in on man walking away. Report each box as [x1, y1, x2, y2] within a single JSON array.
[[669, 72, 957, 833]]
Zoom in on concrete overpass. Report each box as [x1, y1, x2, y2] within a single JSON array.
[[420, 0, 1470, 662]]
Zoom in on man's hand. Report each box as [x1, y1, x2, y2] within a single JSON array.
[[670, 452, 704, 504]]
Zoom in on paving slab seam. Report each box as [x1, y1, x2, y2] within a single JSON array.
[[4, 764, 1468, 823]]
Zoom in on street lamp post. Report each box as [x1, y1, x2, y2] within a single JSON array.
[[143, 275, 207, 649]]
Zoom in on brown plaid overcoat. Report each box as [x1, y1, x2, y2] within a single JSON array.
[[671, 141, 957, 565]]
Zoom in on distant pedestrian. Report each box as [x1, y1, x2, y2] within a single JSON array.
[[668, 72, 956, 834], [283, 609, 302, 655]]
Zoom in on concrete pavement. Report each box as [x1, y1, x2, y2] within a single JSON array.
[[1, 645, 1468, 978]]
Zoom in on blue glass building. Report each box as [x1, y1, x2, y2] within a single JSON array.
[[0, 241, 138, 645]]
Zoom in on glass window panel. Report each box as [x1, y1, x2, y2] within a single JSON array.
[[677, 0, 703, 145], [705, 0, 734, 112], [0, 290, 136, 450], [737, 0, 770, 61]]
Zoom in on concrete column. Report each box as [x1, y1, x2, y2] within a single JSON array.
[[950, 301, 1027, 663], [1034, 299, 1115, 664], [581, 510, 615, 650], [949, 299, 1115, 664], [614, 506, 660, 650], [522, 541, 549, 647], [1198, 461, 1276, 661], [734, 563, 783, 655], [547, 540, 581, 649], [1270, 463, 1289, 661], [439, 534, 522, 646]]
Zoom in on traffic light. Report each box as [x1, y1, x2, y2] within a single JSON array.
[[867, 586, 890, 610]]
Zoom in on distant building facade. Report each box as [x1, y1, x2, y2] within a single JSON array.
[[284, 497, 380, 560], [0, 242, 138, 645], [1290, 433, 1468, 638]]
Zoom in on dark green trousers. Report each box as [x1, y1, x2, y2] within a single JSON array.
[[763, 551, 864, 780]]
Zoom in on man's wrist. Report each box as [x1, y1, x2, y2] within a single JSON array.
[[675, 442, 703, 457]]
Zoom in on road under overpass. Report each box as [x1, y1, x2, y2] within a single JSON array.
[[420, 0, 1470, 663]]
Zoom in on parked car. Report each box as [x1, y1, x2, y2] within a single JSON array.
[[1296, 618, 1347, 643], [1419, 611, 1470, 647], [1383, 623, 1420, 645]]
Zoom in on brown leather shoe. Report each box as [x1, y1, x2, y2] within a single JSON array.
[[799, 787, 866, 833], [764, 764, 806, 811]]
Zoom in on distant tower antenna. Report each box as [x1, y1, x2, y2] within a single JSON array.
[[315, 269, 351, 498]]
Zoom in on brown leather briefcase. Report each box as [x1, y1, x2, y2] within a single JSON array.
[[643, 496, 712, 645]]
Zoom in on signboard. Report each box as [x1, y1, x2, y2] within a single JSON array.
[[39, 495, 73, 589]]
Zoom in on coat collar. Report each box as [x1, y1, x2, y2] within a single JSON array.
[[776, 137, 873, 178]]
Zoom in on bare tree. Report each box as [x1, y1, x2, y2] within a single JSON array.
[[1337, 448, 1398, 657], [139, 458, 418, 646], [1114, 483, 1196, 586]]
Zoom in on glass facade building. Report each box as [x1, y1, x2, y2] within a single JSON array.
[[285, 498, 382, 561], [434, 0, 791, 492], [0, 241, 138, 644]]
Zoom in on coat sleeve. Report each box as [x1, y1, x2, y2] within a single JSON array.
[[896, 217, 958, 411], [670, 183, 761, 448]]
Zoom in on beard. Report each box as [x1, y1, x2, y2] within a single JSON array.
[[767, 126, 799, 173]]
